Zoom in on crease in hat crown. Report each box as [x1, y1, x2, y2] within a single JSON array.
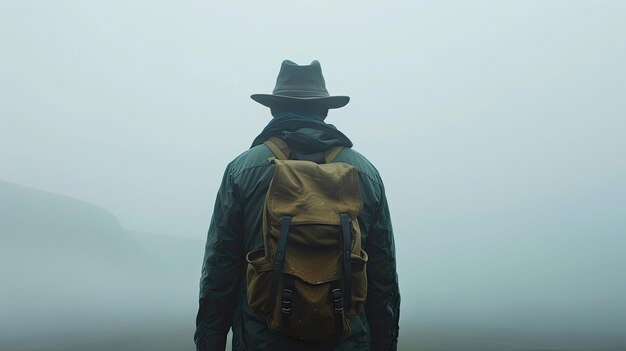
[[251, 60, 350, 109]]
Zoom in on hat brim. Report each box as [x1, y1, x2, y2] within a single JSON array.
[[251, 94, 350, 109]]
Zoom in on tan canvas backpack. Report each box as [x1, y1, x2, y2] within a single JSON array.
[[245, 137, 368, 342]]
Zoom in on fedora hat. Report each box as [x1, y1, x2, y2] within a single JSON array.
[[251, 60, 350, 109]]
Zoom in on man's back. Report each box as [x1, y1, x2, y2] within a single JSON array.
[[195, 61, 399, 351]]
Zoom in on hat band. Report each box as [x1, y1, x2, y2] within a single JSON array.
[[272, 89, 330, 98]]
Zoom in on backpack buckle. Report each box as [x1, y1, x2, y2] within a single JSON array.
[[331, 288, 343, 314], [281, 288, 293, 314]]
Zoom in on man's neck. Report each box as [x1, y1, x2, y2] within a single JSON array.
[[271, 111, 326, 121]]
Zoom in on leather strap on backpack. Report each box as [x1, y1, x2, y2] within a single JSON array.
[[340, 213, 352, 312], [264, 137, 291, 160], [324, 146, 343, 163], [271, 216, 292, 309]]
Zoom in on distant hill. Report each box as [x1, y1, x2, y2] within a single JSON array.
[[0, 181, 202, 350], [0, 180, 137, 258]]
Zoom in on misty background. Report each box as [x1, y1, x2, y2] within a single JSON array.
[[1, 1, 625, 350]]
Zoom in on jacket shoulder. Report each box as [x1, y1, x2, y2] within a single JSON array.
[[226, 144, 273, 180], [335, 148, 384, 187]]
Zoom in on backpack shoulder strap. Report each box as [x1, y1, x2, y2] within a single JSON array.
[[324, 146, 344, 163], [265, 136, 344, 163], [264, 136, 291, 160]]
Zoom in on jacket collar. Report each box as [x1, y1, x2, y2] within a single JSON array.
[[250, 112, 353, 151]]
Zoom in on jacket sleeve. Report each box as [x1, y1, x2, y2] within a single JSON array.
[[365, 185, 401, 351], [195, 166, 244, 351]]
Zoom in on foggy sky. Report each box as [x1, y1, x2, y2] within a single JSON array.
[[2, 0, 626, 343]]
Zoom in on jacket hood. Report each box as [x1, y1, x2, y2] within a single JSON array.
[[250, 112, 353, 154]]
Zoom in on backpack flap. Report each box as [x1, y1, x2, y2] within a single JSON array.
[[268, 159, 362, 225], [266, 159, 362, 284]]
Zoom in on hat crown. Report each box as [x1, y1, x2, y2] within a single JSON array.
[[250, 59, 350, 110], [272, 60, 330, 98]]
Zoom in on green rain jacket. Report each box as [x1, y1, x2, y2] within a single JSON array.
[[195, 113, 400, 351]]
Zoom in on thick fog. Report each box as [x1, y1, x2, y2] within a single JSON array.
[[1, 1, 625, 350]]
